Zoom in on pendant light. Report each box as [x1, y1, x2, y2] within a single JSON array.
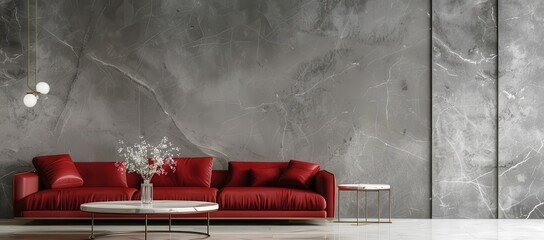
[[23, 0, 49, 108]]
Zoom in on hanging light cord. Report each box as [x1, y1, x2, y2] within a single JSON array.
[[26, 0, 37, 92], [26, 0, 31, 92], [34, 0, 37, 87]]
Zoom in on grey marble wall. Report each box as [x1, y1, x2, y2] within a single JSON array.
[[498, 0, 544, 219], [0, 0, 430, 218], [432, 0, 497, 218]]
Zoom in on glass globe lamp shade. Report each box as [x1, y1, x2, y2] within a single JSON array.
[[36, 82, 50, 94], [23, 93, 38, 108]]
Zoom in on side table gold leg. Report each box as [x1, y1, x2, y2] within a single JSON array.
[[169, 214, 172, 232], [338, 189, 341, 222], [389, 189, 392, 223], [365, 191, 368, 223], [378, 190, 381, 223], [356, 190, 360, 225]]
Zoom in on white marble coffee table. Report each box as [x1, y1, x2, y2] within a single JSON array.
[[337, 184, 391, 224], [81, 200, 218, 239]]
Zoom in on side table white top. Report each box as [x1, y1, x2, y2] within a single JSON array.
[[80, 200, 218, 214], [338, 184, 390, 190]]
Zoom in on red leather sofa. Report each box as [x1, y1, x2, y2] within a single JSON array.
[[13, 155, 336, 220]]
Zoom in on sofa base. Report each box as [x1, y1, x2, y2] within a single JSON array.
[[16, 210, 327, 219]]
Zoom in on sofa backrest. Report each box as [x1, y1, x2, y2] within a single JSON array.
[[126, 172, 143, 188], [127, 170, 229, 189], [74, 161, 297, 189], [74, 162, 129, 188], [79, 162, 230, 189], [228, 161, 289, 169], [148, 157, 213, 187], [211, 170, 228, 189], [225, 161, 289, 187]]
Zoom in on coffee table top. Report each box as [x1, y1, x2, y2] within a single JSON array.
[[80, 200, 218, 214], [338, 184, 390, 190]]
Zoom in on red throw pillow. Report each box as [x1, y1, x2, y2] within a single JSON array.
[[151, 164, 178, 187], [277, 160, 320, 189], [75, 162, 128, 187], [249, 168, 281, 187], [32, 154, 84, 189], [174, 157, 213, 187]]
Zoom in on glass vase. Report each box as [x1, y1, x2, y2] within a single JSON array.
[[141, 179, 153, 204]]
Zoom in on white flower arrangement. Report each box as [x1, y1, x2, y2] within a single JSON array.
[[116, 136, 180, 181]]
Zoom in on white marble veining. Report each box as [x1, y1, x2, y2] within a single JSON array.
[[0, 0, 430, 219], [498, 0, 544, 219], [432, 0, 497, 218], [4, 0, 544, 221], [0, 219, 543, 240]]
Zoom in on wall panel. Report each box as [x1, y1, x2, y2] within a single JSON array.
[[432, 0, 497, 218]]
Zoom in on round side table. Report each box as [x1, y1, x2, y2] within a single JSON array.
[[337, 184, 391, 224]]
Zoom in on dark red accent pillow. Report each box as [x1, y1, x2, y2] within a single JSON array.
[[174, 157, 213, 187], [32, 154, 84, 189], [277, 160, 320, 189], [249, 168, 282, 187], [74, 162, 128, 187]]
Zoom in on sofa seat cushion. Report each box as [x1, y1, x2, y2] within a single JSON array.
[[218, 187, 326, 210], [133, 187, 217, 202], [22, 187, 137, 210]]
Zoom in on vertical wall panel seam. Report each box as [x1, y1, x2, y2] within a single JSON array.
[[429, 0, 433, 219], [496, 0, 500, 219]]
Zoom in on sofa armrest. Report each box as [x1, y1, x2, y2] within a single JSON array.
[[314, 170, 336, 218], [13, 171, 40, 216]]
